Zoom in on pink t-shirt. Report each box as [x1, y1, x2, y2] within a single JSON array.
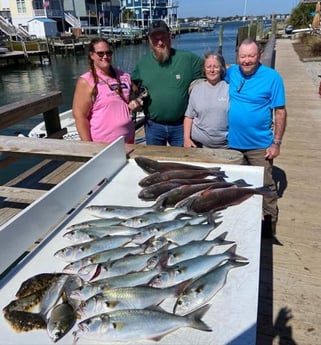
[[81, 69, 135, 144]]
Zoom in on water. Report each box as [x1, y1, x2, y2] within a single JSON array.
[[0, 21, 245, 183]]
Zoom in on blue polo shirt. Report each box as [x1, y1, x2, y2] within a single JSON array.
[[225, 63, 286, 149]]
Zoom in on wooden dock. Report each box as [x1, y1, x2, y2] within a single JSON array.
[[0, 38, 320, 345]]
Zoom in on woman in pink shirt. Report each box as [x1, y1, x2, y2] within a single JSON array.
[[72, 38, 138, 144]]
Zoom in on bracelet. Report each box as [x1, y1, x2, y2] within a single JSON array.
[[272, 140, 282, 146]]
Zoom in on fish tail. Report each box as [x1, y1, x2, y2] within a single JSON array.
[[225, 244, 248, 261], [232, 179, 252, 187], [186, 304, 212, 332], [215, 232, 235, 245]]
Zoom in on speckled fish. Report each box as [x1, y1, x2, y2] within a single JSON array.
[[63, 224, 142, 243], [54, 234, 134, 262], [85, 204, 160, 219], [149, 244, 247, 288], [175, 186, 269, 213], [135, 156, 221, 174], [166, 232, 234, 265], [73, 305, 212, 343], [173, 261, 249, 315], [154, 179, 251, 208], [77, 283, 187, 319], [62, 245, 144, 274], [3, 310, 46, 332], [46, 301, 76, 342], [121, 207, 195, 228], [70, 268, 162, 301], [139, 169, 227, 187], [15, 273, 66, 298], [138, 177, 226, 201], [66, 217, 122, 231]]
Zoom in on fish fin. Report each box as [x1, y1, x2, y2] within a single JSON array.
[[206, 211, 223, 226], [151, 199, 166, 211], [186, 304, 213, 332], [231, 178, 252, 187]]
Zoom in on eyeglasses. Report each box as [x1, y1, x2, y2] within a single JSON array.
[[94, 50, 113, 58]]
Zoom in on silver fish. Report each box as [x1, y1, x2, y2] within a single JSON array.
[[73, 305, 212, 343], [121, 207, 195, 228], [40, 274, 70, 317], [54, 234, 134, 262], [149, 244, 248, 288], [46, 302, 76, 342], [166, 232, 234, 265], [85, 204, 159, 219], [70, 268, 162, 301], [162, 222, 222, 246], [174, 261, 249, 315], [63, 225, 141, 243], [77, 283, 186, 319], [66, 217, 123, 231], [77, 246, 169, 282], [62, 245, 144, 274]]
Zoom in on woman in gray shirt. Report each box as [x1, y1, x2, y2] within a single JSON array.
[[184, 51, 229, 148]]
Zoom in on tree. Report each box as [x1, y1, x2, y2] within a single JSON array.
[[289, 3, 315, 28], [121, 9, 136, 24]]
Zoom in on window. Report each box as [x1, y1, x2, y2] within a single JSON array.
[[16, 0, 26, 14]]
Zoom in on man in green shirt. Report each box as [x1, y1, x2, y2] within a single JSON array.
[[132, 20, 203, 146]]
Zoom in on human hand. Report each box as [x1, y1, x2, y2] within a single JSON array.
[[128, 99, 143, 112], [265, 144, 280, 159], [184, 138, 197, 148]]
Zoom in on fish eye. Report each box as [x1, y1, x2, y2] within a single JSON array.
[[112, 322, 117, 329]]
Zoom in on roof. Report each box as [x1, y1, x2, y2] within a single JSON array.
[[28, 17, 56, 23]]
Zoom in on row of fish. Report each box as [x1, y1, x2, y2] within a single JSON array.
[[3, 157, 253, 344]]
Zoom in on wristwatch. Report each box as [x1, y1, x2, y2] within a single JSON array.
[[272, 140, 282, 146]]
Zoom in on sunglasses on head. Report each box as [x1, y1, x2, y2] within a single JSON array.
[[94, 50, 113, 58]]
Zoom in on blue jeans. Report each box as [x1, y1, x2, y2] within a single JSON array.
[[144, 119, 184, 146]]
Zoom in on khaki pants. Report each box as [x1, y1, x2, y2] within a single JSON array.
[[237, 148, 279, 223]]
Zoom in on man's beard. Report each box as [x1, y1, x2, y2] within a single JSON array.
[[153, 46, 171, 63]]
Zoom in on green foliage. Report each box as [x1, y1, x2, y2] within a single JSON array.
[[122, 9, 136, 23], [289, 3, 315, 28]]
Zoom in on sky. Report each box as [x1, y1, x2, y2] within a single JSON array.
[[177, 0, 301, 18]]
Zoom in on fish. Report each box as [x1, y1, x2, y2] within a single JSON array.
[[70, 268, 162, 301], [15, 273, 66, 298], [76, 283, 187, 319], [63, 224, 142, 243], [46, 302, 76, 342], [134, 156, 221, 174], [3, 290, 45, 315], [40, 274, 70, 317], [166, 233, 234, 265], [173, 261, 249, 315], [175, 186, 270, 213], [85, 204, 160, 219], [54, 234, 134, 262], [162, 222, 222, 246], [121, 207, 195, 228], [154, 179, 252, 209], [138, 169, 227, 187], [138, 177, 227, 201], [73, 305, 212, 343], [62, 245, 144, 274], [77, 246, 169, 282], [149, 245, 247, 288], [3, 310, 46, 332], [65, 217, 123, 231], [131, 216, 208, 244]]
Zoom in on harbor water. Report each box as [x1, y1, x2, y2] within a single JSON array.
[[0, 21, 246, 183]]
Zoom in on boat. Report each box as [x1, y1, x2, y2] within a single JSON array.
[[28, 109, 146, 143]]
